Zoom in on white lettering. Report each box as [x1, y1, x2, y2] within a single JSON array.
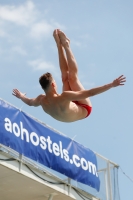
[[40, 136, 47, 150], [73, 154, 80, 167], [20, 122, 29, 142], [53, 143, 60, 156], [4, 118, 12, 133], [59, 141, 63, 158], [47, 136, 52, 153], [13, 123, 20, 137], [3, 117, 98, 178], [88, 161, 98, 176], [81, 158, 88, 170], [30, 132, 39, 146], [63, 149, 69, 162]]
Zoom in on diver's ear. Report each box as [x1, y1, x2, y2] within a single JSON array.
[[51, 82, 55, 88]]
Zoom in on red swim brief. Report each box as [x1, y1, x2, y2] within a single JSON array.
[[73, 101, 92, 118]]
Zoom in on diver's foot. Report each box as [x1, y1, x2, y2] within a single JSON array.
[[53, 29, 61, 46], [58, 30, 70, 48]]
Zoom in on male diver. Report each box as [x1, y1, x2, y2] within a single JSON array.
[[13, 29, 126, 122]]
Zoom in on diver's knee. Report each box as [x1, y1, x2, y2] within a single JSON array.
[[68, 73, 78, 82], [62, 72, 69, 83]]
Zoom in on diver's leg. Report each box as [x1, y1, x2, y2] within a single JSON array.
[[53, 29, 71, 91], [58, 30, 92, 106]]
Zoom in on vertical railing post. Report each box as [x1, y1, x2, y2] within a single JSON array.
[[48, 194, 54, 200], [19, 154, 22, 172], [68, 178, 71, 196], [107, 161, 113, 200], [104, 169, 109, 200]]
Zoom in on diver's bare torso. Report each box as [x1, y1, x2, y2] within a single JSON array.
[[39, 94, 88, 122]]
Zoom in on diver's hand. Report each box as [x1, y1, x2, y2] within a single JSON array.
[[112, 75, 126, 87], [12, 89, 26, 99]]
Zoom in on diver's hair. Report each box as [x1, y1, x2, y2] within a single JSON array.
[[39, 72, 53, 91]]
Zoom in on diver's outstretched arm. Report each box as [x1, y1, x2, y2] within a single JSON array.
[[62, 75, 126, 101], [12, 89, 41, 107]]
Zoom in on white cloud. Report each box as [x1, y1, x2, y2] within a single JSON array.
[[0, 47, 4, 54], [28, 59, 55, 71], [79, 34, 94, 44], [71, 39, 82, 47], [30, 20, 66, 39], [0, 29, 7, 37], [0, 1, 36, 26], [0, 21, 9, 37], [11, 46, 27, 56], [82, 81, 95, 88], [49, 20, 66, 30], [0, 1, 65, 40], [71, 34, 94, 48], [30, 21, 54, 39]]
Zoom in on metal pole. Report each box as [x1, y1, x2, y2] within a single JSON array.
[[19, 154, 22, 172], [104, 169, 109, 200], [96, 152, 119, 168], [107, 162, 113, 200], [48, 194, 54, 200], [68, 178, 71, 195]]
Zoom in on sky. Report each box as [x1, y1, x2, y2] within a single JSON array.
[[0, 0, 133, 199]]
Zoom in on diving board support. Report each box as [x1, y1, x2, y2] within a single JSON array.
[[0, 98, 121, 200]]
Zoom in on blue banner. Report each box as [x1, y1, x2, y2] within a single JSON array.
[[0, 99, 100, 191]]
